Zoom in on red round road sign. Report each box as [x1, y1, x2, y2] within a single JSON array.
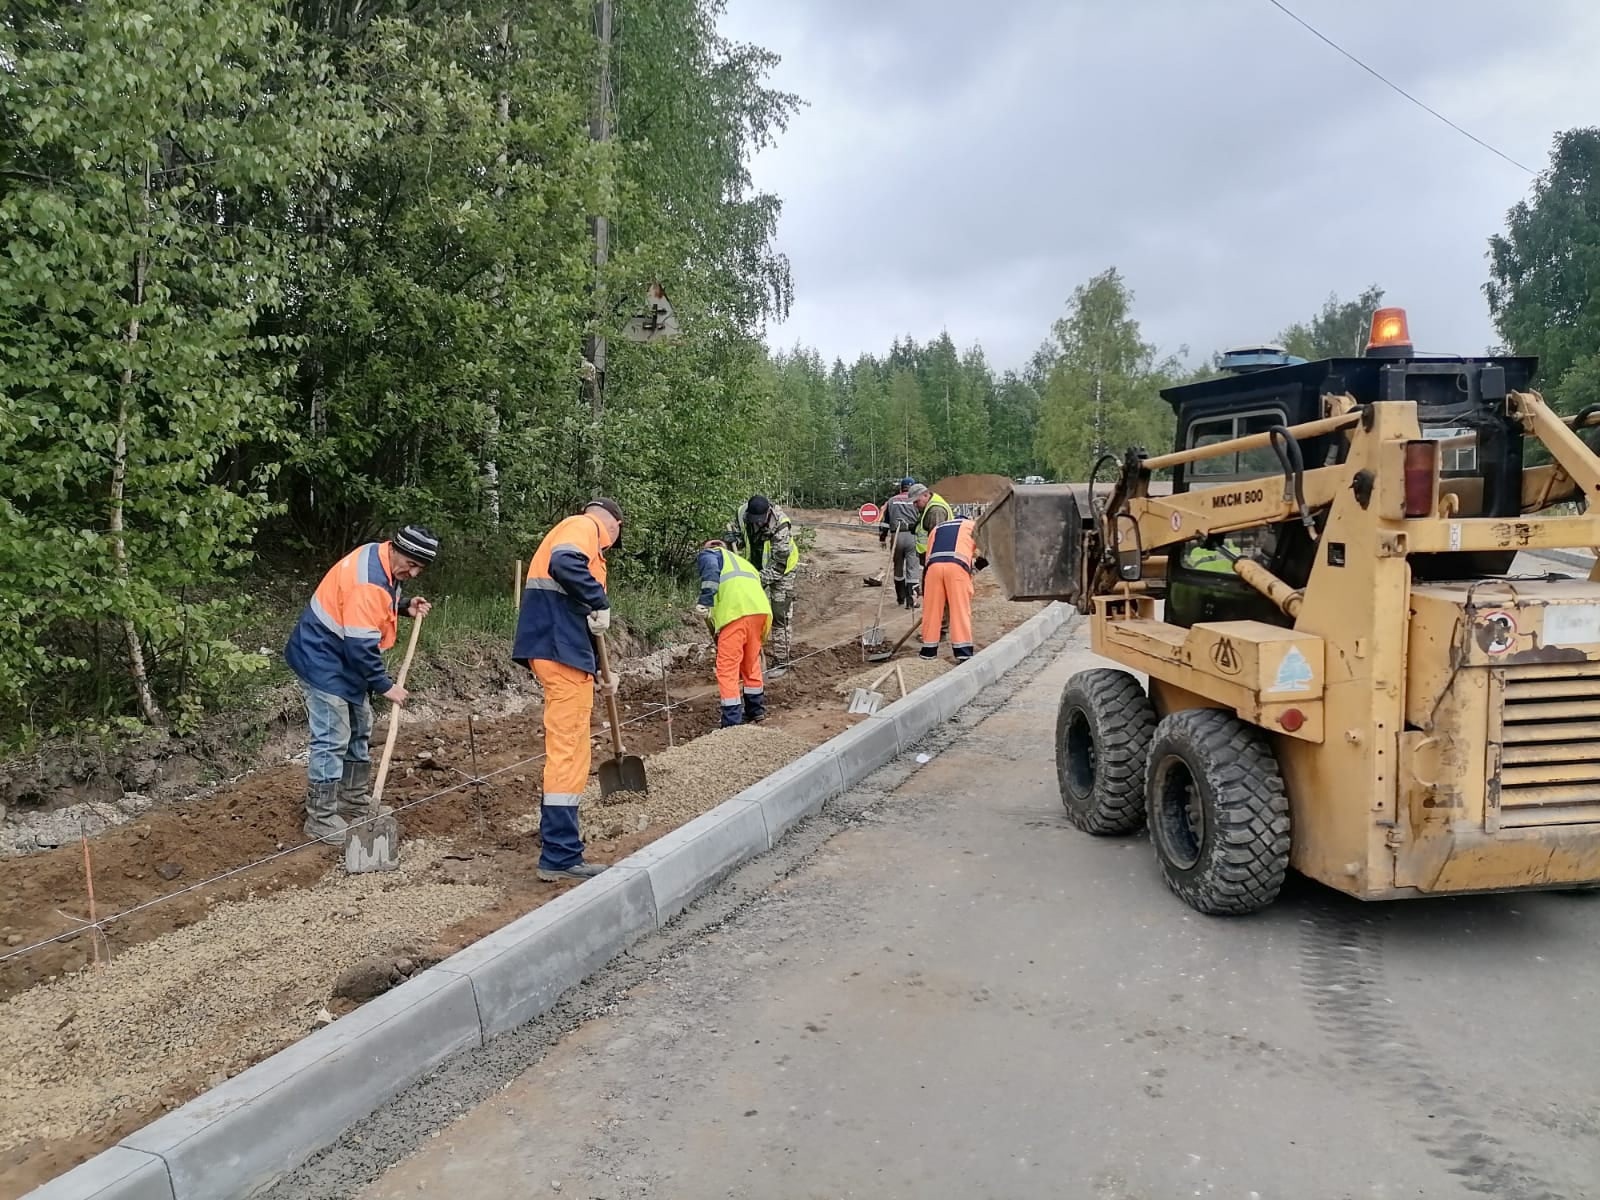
[[858, 502, 880, 524]]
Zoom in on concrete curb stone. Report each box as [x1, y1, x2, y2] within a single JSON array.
[[29, 602, 1072, 1200], [616, 800, 769, 924], [120, 970, 481, 1200], [23, 1149, 173, 1200], [741, 746, 846, 841], [432, 865, 656, 1039]]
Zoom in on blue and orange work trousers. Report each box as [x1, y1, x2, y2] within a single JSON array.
[[531, 658, 593, 870], [920, 562, 974, 660], [716, 613, 767, 726]]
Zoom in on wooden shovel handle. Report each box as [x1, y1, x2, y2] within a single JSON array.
[[595, 632, 626, 757], [371, 613, 424, 806]]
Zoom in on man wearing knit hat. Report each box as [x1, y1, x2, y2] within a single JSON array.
[[514, 499, 624, 881], [285, 524, 439, 841]]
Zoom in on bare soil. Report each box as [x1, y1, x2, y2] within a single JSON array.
[[0, 511, 1044, 1197]]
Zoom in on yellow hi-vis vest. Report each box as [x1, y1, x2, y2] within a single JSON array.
[[711, 549, 773, 639], [915, 492, 952, 557], [1187, 543, 1239, 574]]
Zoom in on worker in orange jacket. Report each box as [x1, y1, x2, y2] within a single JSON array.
[[284, 525, 439, 840], [513, 499, 623, 882], [919, 514, 988, 663]]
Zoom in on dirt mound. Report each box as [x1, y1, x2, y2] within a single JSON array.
[[835, 657, 951, 698], [932, 474, 1013, 505]]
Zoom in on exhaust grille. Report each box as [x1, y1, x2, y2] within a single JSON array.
[[1495, 663, 1600, 828]]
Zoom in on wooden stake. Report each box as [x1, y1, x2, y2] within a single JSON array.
[[514, 560, 523, 610], [80, 829, 100, 967], [895, 664, 908, 699]]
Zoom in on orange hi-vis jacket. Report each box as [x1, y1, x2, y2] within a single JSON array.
[[513, 513, 611, 675], [925, 516, 978, 571], [284, 541, 405, 704]]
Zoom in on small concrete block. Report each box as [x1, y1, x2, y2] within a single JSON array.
[[436, 866, 655, 1039], [741, 747, 845, 841], [622, 800, 769, 924], [23, 1147, 173, 1200], [121, 971, 480, 1200], [831, 713, 902, 785]]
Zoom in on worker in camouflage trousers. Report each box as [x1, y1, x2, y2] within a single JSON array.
[[730, 494, 799, 677], [879, 476, 921, 609], [284, 524, 438, 842]]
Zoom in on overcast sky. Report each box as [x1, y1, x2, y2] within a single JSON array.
[[718, 0, 1600, 373]]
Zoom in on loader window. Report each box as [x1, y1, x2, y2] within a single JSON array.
[[1185, 408, 1287, 483]]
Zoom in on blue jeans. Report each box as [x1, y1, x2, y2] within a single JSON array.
[[300, 682, 373, 785]]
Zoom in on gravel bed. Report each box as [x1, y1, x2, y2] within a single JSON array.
[[0, 841, 496, 1155]]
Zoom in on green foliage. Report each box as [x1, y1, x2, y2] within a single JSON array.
[[0, 0, 797, 735], [1277, 285, 1385, 360], [1034, 269, 1176, 480], [1487, 128, 1600, 413], [0, 0, 360, 732]]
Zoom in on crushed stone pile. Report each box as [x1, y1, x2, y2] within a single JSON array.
[[510, 726, 811, 842], [0, 841, 496, 1155], [835, 657, 951, 699], [932, 473, 1014, 505]]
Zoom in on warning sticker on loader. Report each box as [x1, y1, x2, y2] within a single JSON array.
[[1267, 646, 1314, 694]]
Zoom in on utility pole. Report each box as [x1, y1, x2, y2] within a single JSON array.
[[584, 0, 612, 488]]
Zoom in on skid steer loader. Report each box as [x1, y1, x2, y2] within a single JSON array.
[[980, 307, 1600, 915]]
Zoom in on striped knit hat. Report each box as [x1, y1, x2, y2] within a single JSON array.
[[392, 524, 440, 564]]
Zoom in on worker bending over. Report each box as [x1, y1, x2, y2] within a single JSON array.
[[919, 514, 988, 662], [907, 483, 953, 603], [731, 494, 799, 677], [879, 476, 921, 609], [513, 499, 624, 882], [695, 539, 773, 727], [285, 525, 438, 841]]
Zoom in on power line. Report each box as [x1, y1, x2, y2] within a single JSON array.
[[1262, 0, 1535, 175]]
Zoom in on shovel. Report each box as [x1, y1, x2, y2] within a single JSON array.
[[861, 540, 895, 660], [594, 634, 648, 798], [343, 613, 424, 874], [847, 664, 897, 715]]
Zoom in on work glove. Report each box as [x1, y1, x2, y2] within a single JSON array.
[[974, 555, 989, 573], [694, 604, 711, 617], [879, 529, 888, 545], [587, 607, 611, 634], [598, 672, 619, 697]]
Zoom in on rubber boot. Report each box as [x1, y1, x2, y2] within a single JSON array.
[[720, 702, 744, 728], [336, 760, 393, 821], [743, 690, 767, 724], [303, 780, 348, 842], [893, 579, 907, 607]]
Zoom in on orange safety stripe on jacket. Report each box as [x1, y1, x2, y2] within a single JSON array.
[[310, 541, 400, 650]]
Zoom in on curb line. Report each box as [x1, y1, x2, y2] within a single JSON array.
[[29, 602, 1072, 1200]]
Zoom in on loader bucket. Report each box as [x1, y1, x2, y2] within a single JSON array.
[[975, 484, 1088, 605]]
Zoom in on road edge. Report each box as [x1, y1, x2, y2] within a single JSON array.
[[26, 602, 1072, 1200]]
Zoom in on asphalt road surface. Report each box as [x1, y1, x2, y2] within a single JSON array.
[[271, 621, 1600, 1200]]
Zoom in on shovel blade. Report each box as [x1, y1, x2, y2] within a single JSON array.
[[343, 812, 400, 873], [846, 687, 884, 715], [599, 754, 649, 799]]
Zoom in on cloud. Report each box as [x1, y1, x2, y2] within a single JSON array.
[[720, 0, 1600, 371]]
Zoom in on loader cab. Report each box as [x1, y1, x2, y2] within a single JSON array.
[[1160, 311, 1538, 630]]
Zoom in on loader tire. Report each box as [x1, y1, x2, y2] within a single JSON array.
[[1145, 709, 1290, 915], [1055, 669, 1155, 835]]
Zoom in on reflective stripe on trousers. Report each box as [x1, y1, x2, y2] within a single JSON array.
[[531, 658, 592, 870], [919, 562, 974, 660]]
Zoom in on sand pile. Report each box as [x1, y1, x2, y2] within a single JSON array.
[[0, 841, 497, 1155], [569, 725, 811, 841], [834, 657, 952, 698], [933, 473, 1014, 505]]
